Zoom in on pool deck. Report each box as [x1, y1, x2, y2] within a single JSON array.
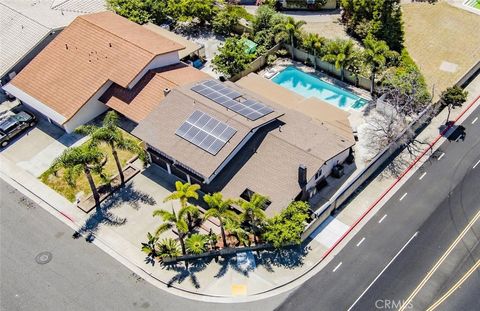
[[260, 59, 372, 111]]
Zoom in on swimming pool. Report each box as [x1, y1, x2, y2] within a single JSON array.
[[271, 66, 368, 110]]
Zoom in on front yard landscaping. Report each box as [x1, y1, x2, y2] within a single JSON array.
[[40, 122, 141, 202]]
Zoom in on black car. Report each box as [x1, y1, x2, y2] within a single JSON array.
[[0, 110, 37, 147]]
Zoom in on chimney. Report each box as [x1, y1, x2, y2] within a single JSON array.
[[298, 164, 307, 186], [163, 88, 171, 96]]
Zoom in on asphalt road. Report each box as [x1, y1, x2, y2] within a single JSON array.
[[0, 180, 285, 311], [277, 106, 480, 311]]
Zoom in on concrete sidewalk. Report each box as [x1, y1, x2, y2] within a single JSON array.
[[0, 76, 478, 302]]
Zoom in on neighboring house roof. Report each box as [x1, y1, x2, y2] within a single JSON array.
[[100, 63, 211, 123], [51, 0, 106, 13], [8, 11, 185, 123], [143, 23, 203, 60], [132, 81, 285, 179], [0, 0, 104, 29], [0, 3, 52, 78]]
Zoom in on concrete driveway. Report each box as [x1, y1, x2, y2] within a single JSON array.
[[0, 114, 86, 177]]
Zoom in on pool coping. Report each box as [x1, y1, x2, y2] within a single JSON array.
[[263, 59, 372, 112]]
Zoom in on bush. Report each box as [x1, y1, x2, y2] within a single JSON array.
[[212, 36, 256, 77], [440, 86, 468, 109], [263, 201, 310, 248], [167, 0, 218, 25], [252, 5, 286, 49], [276, 49, 289, 57], [212, 5, 253, 36], [185, 234, 209, 254], [380, 49, 430, 111], [107, 0, 166, 24], [267, 54, 277, 65], [157, 238, 181, 259], [340, 0, 404, 52]]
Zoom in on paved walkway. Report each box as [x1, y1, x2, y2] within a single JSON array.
[[0, 75, 478, 302]]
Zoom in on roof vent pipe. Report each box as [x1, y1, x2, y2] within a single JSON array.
[[163, 88, 171, 96]]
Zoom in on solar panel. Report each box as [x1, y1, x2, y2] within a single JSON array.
[[191, 80, 274, 121], [175, 110, 237, 155]]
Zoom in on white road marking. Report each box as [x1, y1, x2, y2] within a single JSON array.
[[356, 237, 366, 247], [378, 214, 388, 223], [347, 232, 419, 311], [472, 117, 478, 124], [473, 159, 480, 169], [400, 193, 408, 201], [332, 262, 342, 272], [419, 172, 427, 180], [438, 152, 445, 160]]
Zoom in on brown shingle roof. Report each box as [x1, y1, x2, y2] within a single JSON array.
[[132, 81, 285, 179], [100, 63, 210, 122], [9, 11, 184, 122], [214, 129, 325, 216], [132, 89, 253, 179]]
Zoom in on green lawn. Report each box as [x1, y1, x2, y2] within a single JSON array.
[[40, 130, 140, 202]]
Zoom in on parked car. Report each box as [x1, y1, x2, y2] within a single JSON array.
[[0, 110, 37, 147]]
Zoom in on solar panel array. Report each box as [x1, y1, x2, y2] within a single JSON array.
[[175, 110, 237, 155], [191, 80, 274, 121]]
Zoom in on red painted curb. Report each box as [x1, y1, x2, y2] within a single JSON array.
[[59, 211, 74, 223], [321, 94, 480, 260]]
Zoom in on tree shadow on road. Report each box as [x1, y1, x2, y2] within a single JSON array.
[[163, 259, 212, 289], [214, 254, 256, 278]]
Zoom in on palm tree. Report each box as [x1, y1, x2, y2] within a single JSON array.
[[363, 35, 392, 94], [163, 181, 200, 230], [238, 193, 268, 245], [224, 218, 249, 247], [322, 39, 356, 81], [49, 144, 107, 209], [153, 207, 191, 255], [141, 232, 159, 258], [303, 33, 325, 69], [203, 192, 238, 248], [157, 238, 181, 260], [185, 234, 208, 255], [75, 111, 146, 185], [275, 16, 306, 60]]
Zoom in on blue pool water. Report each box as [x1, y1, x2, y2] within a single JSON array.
[[271, 66, 367, 110]]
